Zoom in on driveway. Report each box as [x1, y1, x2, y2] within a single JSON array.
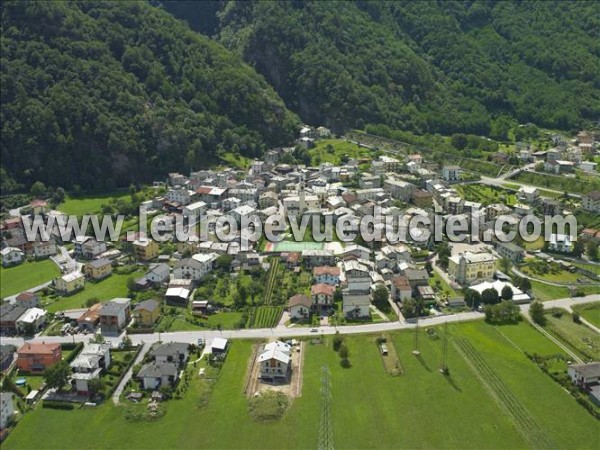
[[112, 342, 148, 405]]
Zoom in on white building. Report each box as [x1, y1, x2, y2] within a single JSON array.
[[258, 343, 291, 381], [0, 247, 23, 267], [442, 166, 463, 182], [548, 233, 573, 253], [582, 191, 600, 213], [183, 201, 207, 220], [173, 253, 219, 281], [0, 392, 14, 429], [33, 240, 57, 259], [16, 308, 47, 333], [342, 291, 370, 319], [343, 260, 371, 292], [469, 280, 531, 303]]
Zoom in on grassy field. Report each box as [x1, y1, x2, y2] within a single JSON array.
[[530, 280, 571, 301], [520, 265, 582, 284], [456, 184, 517, 206], [572, 302, 600, 328], [44, 271, 143, 312], [428, 270, 460, 299], [523, 235, 545, 251], [514, 171, 600, 195], [58, 192, 129, 216], [157, 311, 245, 332], [545, 310, 600, 360], [309, 139, 373, 165], [0, 259, 60, 298], [247, 306, 283, 328], [5, 321, 598, 450]]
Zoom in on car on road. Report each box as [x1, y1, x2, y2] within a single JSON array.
[[310, 328, 318, 332]]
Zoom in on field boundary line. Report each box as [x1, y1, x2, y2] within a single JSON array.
[[454, 338, 556, 450]]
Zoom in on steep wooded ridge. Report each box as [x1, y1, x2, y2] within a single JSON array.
[[165, 0, 600, 135], [0, 1, 298, 192]]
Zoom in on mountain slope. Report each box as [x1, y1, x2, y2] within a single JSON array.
[[165, 0, 600, 135], [0, 1, 298, 192]]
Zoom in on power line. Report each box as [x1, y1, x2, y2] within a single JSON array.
[[318, 365, 334, 450], [440, 321, 449, 375], [412, 317, 421, 356]]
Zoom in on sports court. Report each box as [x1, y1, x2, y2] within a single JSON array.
[[264, 240, 325, 252]]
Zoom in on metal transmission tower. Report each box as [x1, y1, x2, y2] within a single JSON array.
[[440, 321, 449, 375], [412, 317, 421, 356], [318, 366, 334, 450]]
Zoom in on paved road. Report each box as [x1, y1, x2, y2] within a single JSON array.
[[112, 343, 148, 405], [3, 295, 597, 349], [479, 172, 582, 199]]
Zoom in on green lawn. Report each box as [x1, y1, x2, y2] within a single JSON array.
[[309, 138, 373, 165], [5, 321, 598, 450], [44, 271, 143, 312], [572, 262, 600, 276], [456, 184, 517, 206], [428, 270, 460, 298], [0, 259, 60, 298], [166, 312, 244, 332], [530, 280, 571, 301], [545, 310, 600, 360], [58, 192, 129, 216], [523, 235, 545, 251], [573, 302, 600, 328], [521, 265, 583, 284]]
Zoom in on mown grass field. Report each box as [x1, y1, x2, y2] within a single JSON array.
[[0, 259, 60, 298], [309, 138, 373, 165], [4, 321, 598, 450], [44, 271, 143, 312], [58, 192, 129, 216], [573, 302, 600, 328]]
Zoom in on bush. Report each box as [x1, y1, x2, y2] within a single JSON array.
[[248, 391, 290, 422], [332, 334, 343, 352], [572, 312, 581, 324], [339, 345, 349, 359], [43, 400, 75, 410], [340, 357, 352, 369]]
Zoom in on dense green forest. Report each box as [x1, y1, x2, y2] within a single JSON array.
[[0, 1, 298, 192], [2, 0, 600, 193], [165, 0, 600, 136]]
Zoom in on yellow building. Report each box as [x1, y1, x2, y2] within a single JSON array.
[[55, 271, 85, 294], [133, 299, 161, 326], [83, 258, 113, 280], [133, 239, 159, 261], [448, 251, 498, 285]]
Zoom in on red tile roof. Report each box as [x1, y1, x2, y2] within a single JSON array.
[[17, 342, 60, 355], [313, 266, 340, 277], [311, 283, 335, 296]]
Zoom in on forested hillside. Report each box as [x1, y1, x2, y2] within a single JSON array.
[[165, 0, 600, 136], [3, 0, 599, 193], [0, 1, 298, 192]]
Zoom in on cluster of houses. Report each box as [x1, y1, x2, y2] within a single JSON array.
[[0, 293, 46, 336], [2, 127, 598, 338], [537, 131, 598, 175]]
